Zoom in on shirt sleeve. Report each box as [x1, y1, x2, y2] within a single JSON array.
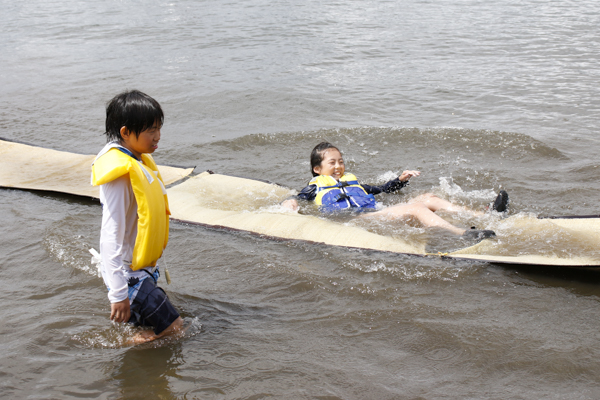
[[297, 184, 317, 201], [99, 175, 133, 303], [361, 178, 408, 195]]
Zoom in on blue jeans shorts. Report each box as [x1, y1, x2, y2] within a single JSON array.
[[127, 272, 180, 335]]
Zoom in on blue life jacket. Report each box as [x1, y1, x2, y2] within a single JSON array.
[[311, 173, 377, 212]]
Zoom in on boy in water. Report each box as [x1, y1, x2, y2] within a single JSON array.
[[282, 142, 508, 239], [91, 90, 183, 343]]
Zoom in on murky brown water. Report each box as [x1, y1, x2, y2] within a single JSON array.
[[2, 0, 600, 398]]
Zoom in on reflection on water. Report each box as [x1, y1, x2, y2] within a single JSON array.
[[111, 344, 182, 399]]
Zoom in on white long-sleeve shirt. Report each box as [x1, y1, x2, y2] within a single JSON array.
[[99, 174, 153, 303]]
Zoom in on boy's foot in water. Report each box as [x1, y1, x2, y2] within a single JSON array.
[[462, 227, 496, 241]]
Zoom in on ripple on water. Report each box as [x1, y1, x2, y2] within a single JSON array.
[[43, 215, 101, 278], [71, 317, 202, 349]]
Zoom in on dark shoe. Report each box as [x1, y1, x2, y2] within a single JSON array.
[[491, 190, 509, 213], [462, 227, 496, 241]]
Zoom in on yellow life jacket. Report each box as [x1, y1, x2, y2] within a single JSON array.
[[91, 148, 170, 270], [311, 173, 377, 212]]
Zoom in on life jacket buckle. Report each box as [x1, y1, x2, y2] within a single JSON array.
[[335, 193, 350, 201]]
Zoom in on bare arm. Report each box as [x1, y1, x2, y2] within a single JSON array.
[[280, 184, 316, 211], [110, 299, 131, 323], [280, 198, 299, 211], [399, 170, 420, 182]]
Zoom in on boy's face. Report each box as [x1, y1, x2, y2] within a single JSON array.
[[313, 149, 345, 180], [120, 123, 161, 159]]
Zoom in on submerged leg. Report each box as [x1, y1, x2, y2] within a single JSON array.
[[412, 191, 510, 216], [363, 202, 467, 235], [409, 193, 484, 216], [130, 316, 185, 345]]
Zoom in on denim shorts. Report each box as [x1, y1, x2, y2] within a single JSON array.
[[127, 273, 180, 335]]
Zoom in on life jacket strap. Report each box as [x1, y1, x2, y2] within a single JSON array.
[[335, 193, 350, 201], [319, 180, 360, 190], [115, 146, 140, 161]]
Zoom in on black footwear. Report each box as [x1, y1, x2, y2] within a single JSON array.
[[491, 190, 509, 213], [462, 227, 496, 241]]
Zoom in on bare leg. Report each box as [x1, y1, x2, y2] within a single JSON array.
[[363, 202, 466, 235], [409, 193, 484, 216]]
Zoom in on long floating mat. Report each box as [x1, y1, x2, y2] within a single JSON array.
[[167, 171, 426, 255], [0, 138, 194, 198], [450, 215, 600, 266], [2, 138, 599, 267], [169, 172, 600, 267]]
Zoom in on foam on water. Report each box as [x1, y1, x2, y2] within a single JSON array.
[[44, 230, 101, 278]]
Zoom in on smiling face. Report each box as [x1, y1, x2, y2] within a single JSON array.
[[313, 148, 345, 180], [120, 122, 161, 160]]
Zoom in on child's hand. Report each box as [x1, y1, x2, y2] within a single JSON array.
[[399, 170, 420, 182], [280, 198, 299, 212], [110, 299, 131, 323]]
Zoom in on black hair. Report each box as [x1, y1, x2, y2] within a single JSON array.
[[104, 90, 164, 142], [310, 142, 341, 177]]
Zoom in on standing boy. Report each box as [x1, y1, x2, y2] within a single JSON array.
[[91, 90, 183, 343]]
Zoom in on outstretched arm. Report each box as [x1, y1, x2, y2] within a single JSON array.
[[399, 170, 420, 182], [280, 184, 317, 211], [363, 171, 418, 195], [281, 198, 299, 211]]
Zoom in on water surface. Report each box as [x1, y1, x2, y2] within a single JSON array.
[[2, 0, 600, 398]]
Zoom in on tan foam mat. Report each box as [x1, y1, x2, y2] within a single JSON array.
[[0, 138, 194, 198], [2, 138, 599, 267]]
